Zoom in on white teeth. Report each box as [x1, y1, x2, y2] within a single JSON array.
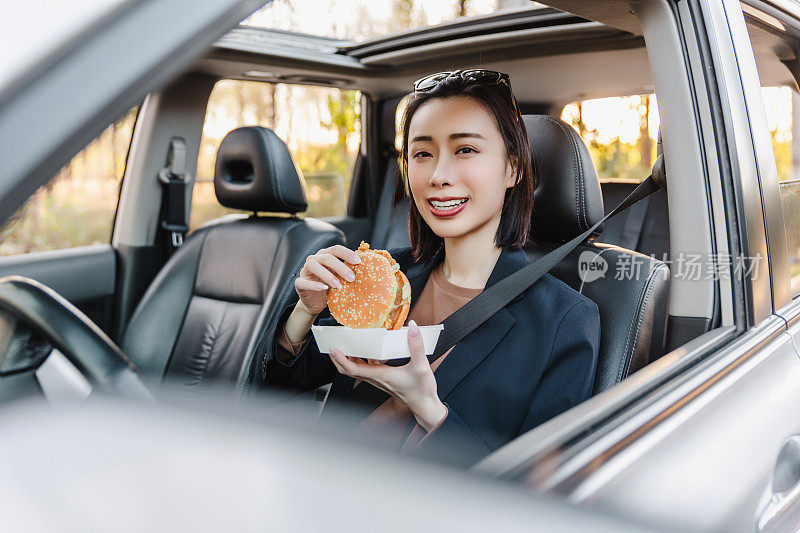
[[429, 198, 467, 209]]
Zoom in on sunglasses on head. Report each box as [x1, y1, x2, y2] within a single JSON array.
[[413, 69, 511, 92]]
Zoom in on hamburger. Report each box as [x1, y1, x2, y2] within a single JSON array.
[[326, 242, 411, 329]]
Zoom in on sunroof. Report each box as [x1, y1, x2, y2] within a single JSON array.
[[243, 0, 516, 44]]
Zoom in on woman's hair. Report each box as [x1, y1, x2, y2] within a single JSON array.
[[396, 73, 536, 263]]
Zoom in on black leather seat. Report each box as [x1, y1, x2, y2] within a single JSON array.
[[121, 126, 345, 392], [597, 181, 670, 263], [370, 113, 669, 394], [522, 115, 669, 393], [372, 156, 410, 250]]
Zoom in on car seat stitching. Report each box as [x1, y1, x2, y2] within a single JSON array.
[[238, 229, 343, 400], [155, 230, 211, 382], [564, 121, 587, 229], [540, 117, 580, 227], [618, 263, 665, 383], [628, 264, 666, 372], [195, 300, 231, 387], [577, 247, 612, 294], [260, 127, 283, 210], [541, 116, 584, 231]]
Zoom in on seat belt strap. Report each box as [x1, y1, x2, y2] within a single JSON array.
[[157, 138, 190, 253], [430, 156, 666, 362], [619, 193, 650, 251]]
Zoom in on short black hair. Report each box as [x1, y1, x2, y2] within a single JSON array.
[[396, 73, 536, 263]]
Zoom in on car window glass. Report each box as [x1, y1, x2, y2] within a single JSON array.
[[0, 108, 138, 256], [746, 11, 800, 296], [561, 95, 660, 182], [759, 85, 800, 295], [192, 80, 361, 230]]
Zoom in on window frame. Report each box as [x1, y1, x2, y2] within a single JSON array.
[[0, 105, 140, 257], [478, 0, 773, 485], [740, 1, 800, 312]]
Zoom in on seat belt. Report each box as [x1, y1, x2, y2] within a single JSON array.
[[429, 155, 667, 362], [157, 137, 190, 255], [619, 193, 650, 251]]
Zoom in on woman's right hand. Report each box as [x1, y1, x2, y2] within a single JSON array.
[[294, 244, 361, 316]]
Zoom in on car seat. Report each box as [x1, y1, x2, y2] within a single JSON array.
[[121, 127, 345, 392]]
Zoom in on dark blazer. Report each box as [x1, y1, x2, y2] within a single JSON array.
[[266, 245, 600, 467]]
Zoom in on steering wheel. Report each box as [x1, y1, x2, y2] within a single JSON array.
[[0, 276, 153, 401]]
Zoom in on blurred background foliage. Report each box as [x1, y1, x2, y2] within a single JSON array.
[[0, 107, 138, 256], [190, 81, 362, 229]]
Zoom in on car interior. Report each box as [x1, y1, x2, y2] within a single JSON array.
[[10, 2, 800, 529], [168, 3, 682, 398], [2, 0, 791, 432]]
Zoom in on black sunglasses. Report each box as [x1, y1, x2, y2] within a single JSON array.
[[413, 69, 511, 92]]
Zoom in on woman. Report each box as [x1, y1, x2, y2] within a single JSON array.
[[266, 70, 600, 468]]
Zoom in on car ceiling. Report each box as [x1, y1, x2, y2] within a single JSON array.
[[196, 6, 652, 106], [194, 1, 798, 108]]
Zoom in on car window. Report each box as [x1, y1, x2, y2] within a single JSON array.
[[759, 85, 800, 295], [191, 80, 361, 230], [0, 107, 138, 257], [746, 12, 800, 296], [560, 95, 660, 182]]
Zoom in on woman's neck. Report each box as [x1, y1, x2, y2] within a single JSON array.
[[440, 217, 503, 289]]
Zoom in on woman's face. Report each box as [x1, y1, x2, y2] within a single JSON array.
[[407, 96, 516, 242]]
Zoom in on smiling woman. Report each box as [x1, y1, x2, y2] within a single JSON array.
[[399, 71, 535, 272], [266, 70, 600, 468]]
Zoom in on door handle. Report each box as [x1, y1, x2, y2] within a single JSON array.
[[757, 435, 800, 531]]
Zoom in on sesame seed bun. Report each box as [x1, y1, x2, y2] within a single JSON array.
[[326, 242, 411, 329]]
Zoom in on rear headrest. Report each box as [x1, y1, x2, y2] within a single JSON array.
[[214, 127, 307, 214], [523, 115, 605, 242]]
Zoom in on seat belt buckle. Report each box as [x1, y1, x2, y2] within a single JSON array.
[[158, 167, 189, 186], [158, 138, 189, 185], [161, 221, 189, 247]]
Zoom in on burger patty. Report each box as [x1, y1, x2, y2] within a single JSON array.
[[385, 271, 405, 325]]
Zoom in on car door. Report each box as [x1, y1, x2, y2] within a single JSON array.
[[748, 0, 800, 529], [477, 1, 800, 531], [0, 0, 267, 339], [0, 109, 139, 335]]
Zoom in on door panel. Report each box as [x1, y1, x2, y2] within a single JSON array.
[[0, 245, 116, 333], [564, 316, 800, 531]]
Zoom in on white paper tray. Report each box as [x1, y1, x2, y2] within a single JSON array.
[[311, 324, 444, 360]]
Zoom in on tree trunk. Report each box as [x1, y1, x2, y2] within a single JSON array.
[[392, 0, 413, 30], [638, 95, 653, 169], [237, 82, 247, 124], [338, 92, 348, 149], [265, 83, 276, 129]]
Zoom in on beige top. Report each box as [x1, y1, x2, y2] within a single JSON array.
[[276, 264, 483, 448]]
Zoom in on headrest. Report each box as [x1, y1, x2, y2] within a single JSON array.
[[214, 127, 307, 214], [523, 115, 605, 242]]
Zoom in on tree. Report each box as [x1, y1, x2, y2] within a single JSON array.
[[637, 95, 653, 169], [392, 0, 414, 31]]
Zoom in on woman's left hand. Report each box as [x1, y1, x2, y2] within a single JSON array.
[[328, 320, 448, 432]]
